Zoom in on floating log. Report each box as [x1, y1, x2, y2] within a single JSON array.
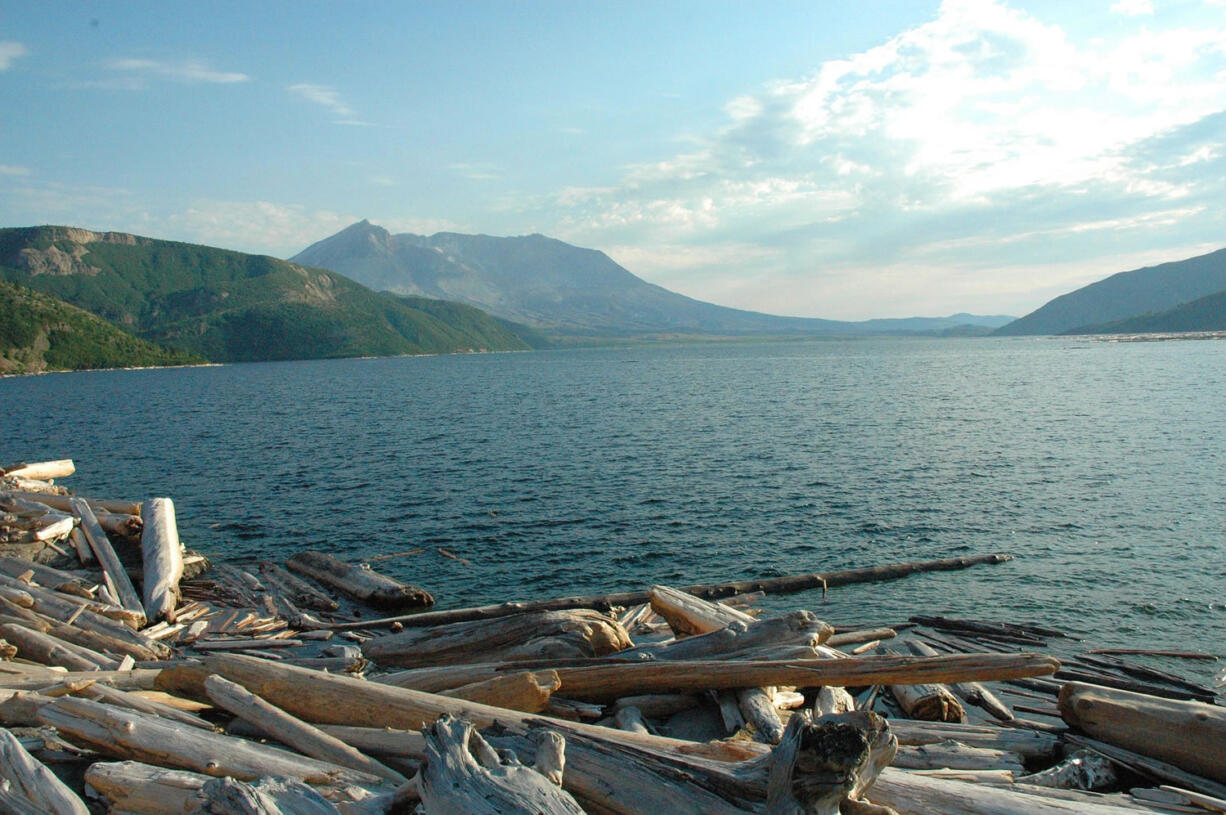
[[1059, 681, 1226, 784], [361, 609, 631, 668], [0, 727, 90, 815], [319, 554, 1014, 631], [140, 498, 183, 623], [418, 714, 586, 814], [257, 561, 339, 612], [285, 550, 433, 609]]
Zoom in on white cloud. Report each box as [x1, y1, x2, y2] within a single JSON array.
[[530, 0, 1226, 318], [0, 164, 30, 176], [1111, 0, 1155, 15], [287, 84, 358, 120], [0, 40, 28, 70], [108, 57, 248, 84]]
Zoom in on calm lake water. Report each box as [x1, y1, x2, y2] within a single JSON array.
[[3, 337, 1224, 669]]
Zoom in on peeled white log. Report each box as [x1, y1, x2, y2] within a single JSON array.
[[70, 498, 146, 625], [204, 674, 408, 785], [418, 714, 586, 814], [139, 498, 183, 623], [648, 584, 755, 636], [33, 516, 75, 542], [2, 460, 75, 480], [0, 727, 89, 815]]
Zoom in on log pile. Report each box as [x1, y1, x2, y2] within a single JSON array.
[[0, 458, 1223, 813]]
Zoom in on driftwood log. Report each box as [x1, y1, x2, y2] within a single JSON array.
[[361, 609, 632, 668], [0, 727, 90, 815], [285, 550, 434, 609], [418, 714, 586, 814], [140, 497, 184, 623], [1059, 681, 1226, 784], [71, 497, 147, 625]]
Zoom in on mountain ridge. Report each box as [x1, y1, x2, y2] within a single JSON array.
[[293, 220, 1012, 337]]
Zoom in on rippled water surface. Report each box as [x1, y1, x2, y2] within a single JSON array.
[[4, 337, 1224, 664]]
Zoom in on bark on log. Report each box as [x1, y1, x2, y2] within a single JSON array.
[[140, 497, 183, 623], [361, 609, 631, 669], [285, 550, 433, 609], [319, 554, 1014, 631], [204, 674, 408, 785], [0, 727, 90, 815], [418, 714, 586, 814], [1059, 681, 1226, 784], [37, 695, 386, 788]]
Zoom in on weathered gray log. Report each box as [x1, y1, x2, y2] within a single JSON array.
[[0, 557, 91, 596], [888, 719, 1060, 761], [1066, 733, 1226, 800], [318, 554, 1014, 631], [1060, 681, 1226, 784], [0, 573, 163, 649], [193, 775, 346, 814], [610, 694, 699, 718], [38, 695, 386, 788], [139, 497, 183, 623], [80, 682, 213, 729], [204, 674, 408, 785], [0, 668, 160, 691], [868, 767, 1143, 814], [286, 550, 433, 609], [620, 610, 833, 662], [892, 741, 1025, 773], [883, 646, 966, 722], [71, 497, 146, 624], [0, 599, 157, 661], [0, 623, 111, 671], [257, 561, 339, 612], [738, 686, 785, 744], [418, 714, 586, 814], [84, 760, 209, 814], [0, 727, 90, 815], [0, 490, 141, 516], [361, 609, 632, 668], [649, 584, 756, 636]]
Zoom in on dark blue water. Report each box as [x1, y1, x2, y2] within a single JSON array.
[[3, 337, 1224, 666]]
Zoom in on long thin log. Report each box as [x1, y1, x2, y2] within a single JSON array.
[[204, 674, 408, 785], [71, 498, 146, 625], [37, 695, 386, 788], [383, 652, 1059, 700], [140, 497, 183, 623], [1059, 681, 1226, 784], [0, 490, 141, 516], [319, 553, 1014, 631]]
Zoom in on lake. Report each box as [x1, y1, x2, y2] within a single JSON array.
[[3, 336, 1224, 671]]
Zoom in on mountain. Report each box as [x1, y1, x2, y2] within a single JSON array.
[[1066, 288, 1226, 335], [0, 226, 534, 363], [0, 280, 201, 374], [294, 221, 1012, 338], [995, 247, 1226, 336], [293, 221, 860, 336]]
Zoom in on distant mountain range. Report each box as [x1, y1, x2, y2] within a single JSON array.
[[293, 220, 1012, 337], [995, 247, 1226, 336], [0, 226, 535, 371]]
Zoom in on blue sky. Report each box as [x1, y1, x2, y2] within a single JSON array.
[[3, 1, 1225, 319]]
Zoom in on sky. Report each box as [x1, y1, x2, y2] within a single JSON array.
[[2, 1, 1226, 320]]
